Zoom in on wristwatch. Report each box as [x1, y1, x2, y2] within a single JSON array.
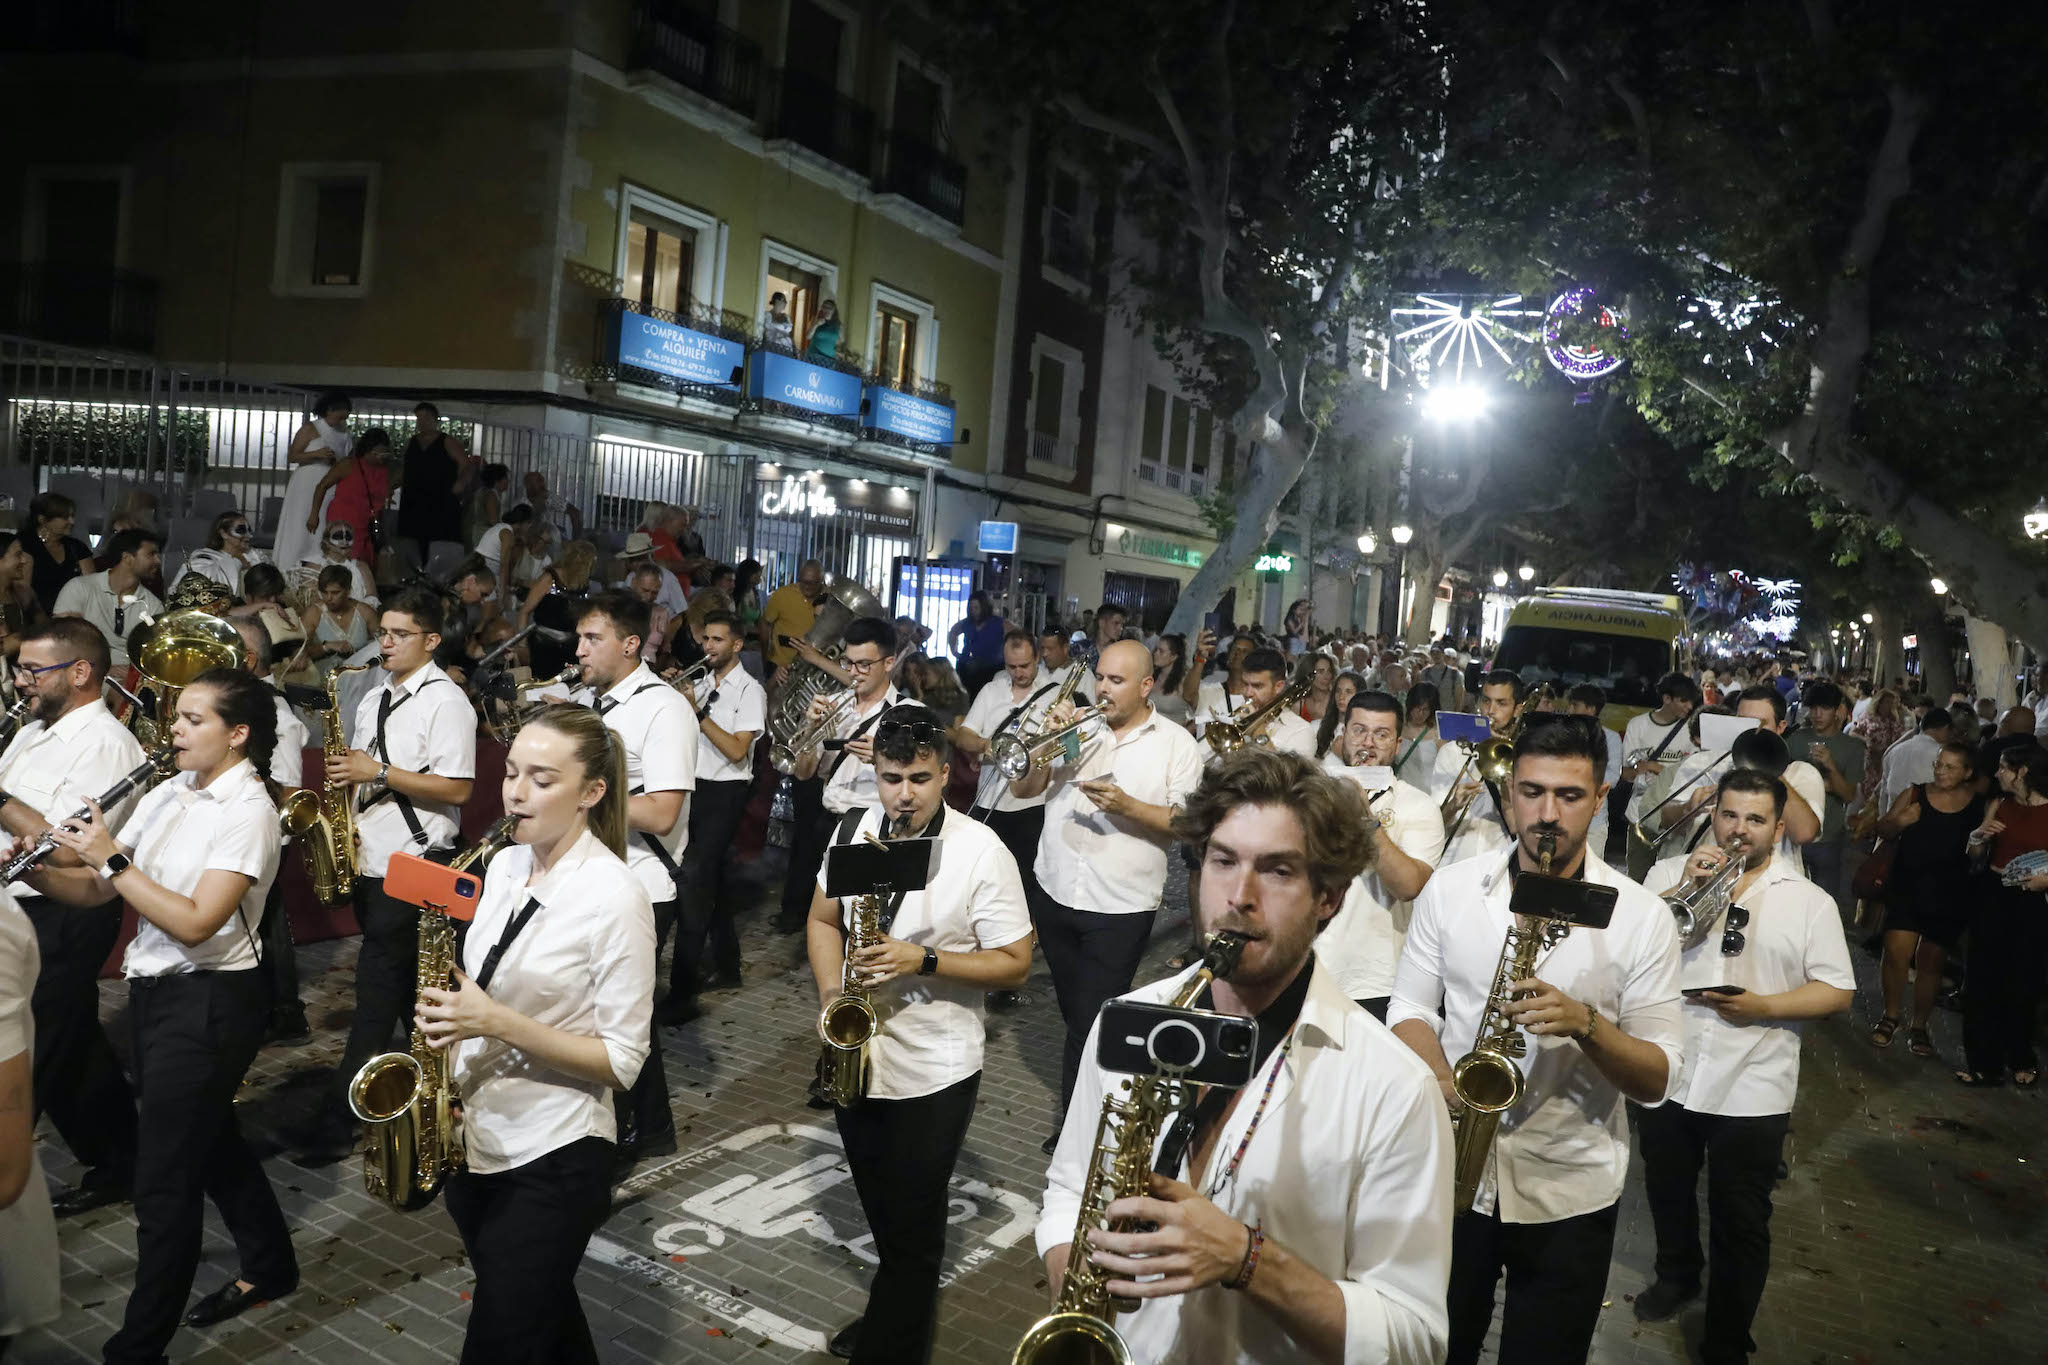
[[99, 852, 132, 880], [374, 762, 390, 789], [919, 947, 938, 977]]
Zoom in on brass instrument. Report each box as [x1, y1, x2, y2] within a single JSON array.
[[770, 685, 859, 775], [1012, 930, 1250, 1365], [1449, 833, 1572, 1212], [991, 679, 1109, 780], [813, 820, 905, 1107], [483, 664, 581, 744], [1624, 729, 1791, 874], [1663, 841, 1748, 950], [767, 576, 886, 742], [348, 813, 519, 1212], [126, 608, 246, 749], [280, 660, 374, 906], [1203, 669, 1314, 756], [1442, 683, 1550, 845]]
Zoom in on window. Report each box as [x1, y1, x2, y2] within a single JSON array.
[[273, 162, 378, 298], [758, 239, 839, 354], [1027, 336, 1083, 472], [866, 282, 936, 388], [1137, 386, 1165, 485], [1135, 384, 1211, 497], [1044, 167, 1089, 277], [892, 61, 942, 143], [874, 302, 918, 385], [614, 186, 722, 318]]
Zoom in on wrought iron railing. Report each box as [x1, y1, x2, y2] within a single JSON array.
[[628, 0, 761, 117], [878, 130, 966, 226], [864, 370, 954, 404], [0, 263, 157, 353], [765, 69, 877, 177], [592, 296, 752, 405]]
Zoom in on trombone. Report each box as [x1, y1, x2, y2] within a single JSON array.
[[990, 700, 1111, 779]]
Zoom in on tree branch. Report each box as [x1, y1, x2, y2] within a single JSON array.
[[1802, 0, 1837, 54], [1053, 93, 1178, 164], [1606, 74, 1652, 176]]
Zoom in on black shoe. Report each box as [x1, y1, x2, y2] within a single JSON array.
[[772, 913, 807, 935], [654, 996, 703, 1028], [1632, 1278, 1699, 1322], [827, 1317, 862, 1360], [281, 1116, 356, 1159], [700, 970, 743, 991], [266, 1015, 313, 1047], [986, 990, 1021, 1011], [51, 1178, 132, 1218], [185, 1277, 297, 1327], [1040, 1133, 1060, 1156]]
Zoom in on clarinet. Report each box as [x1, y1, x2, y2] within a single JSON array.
[[2, 756, 166, 884]]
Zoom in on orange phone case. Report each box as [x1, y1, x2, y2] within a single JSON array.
[[383, 851, 483, 921]]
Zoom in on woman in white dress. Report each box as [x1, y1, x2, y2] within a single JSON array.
[[272, 392, 351, 574]]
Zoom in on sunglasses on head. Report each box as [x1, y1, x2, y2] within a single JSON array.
[[1721, 904, 1750, 957]]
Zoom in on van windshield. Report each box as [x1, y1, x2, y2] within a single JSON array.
[[1493, 626, 1672, 707]]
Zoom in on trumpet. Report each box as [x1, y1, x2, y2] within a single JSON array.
[[1663, 840, 1749, 950], [770, 686, 859, 774], [991, 700, 1111, 779], [1203, 669, 1314, 756]]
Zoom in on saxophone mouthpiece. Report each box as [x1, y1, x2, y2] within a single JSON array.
[[1537, 832, 1557, 876]]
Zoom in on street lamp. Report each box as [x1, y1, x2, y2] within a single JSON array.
[[1421, 382, 1492, 424], [1391, 524, 1413, 546], [1357, 531, 1377, 555], [2027, 498, 2048, 539], [1930, 577, 1948, 595], [1492, 569, 1509, 588], [1517, 564, 1535, 583]]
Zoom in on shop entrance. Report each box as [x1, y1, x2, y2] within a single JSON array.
[[1102, 571, 1181, 636]]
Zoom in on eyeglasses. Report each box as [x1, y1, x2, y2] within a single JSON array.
[[13, 658, 80, 682], [843, 657, 885, 673], [378, 627, 423, 643], [1720, 904, 1750, 957]]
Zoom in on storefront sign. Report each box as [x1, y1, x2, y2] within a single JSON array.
[[1108, 525, 1203, 569], [864, 385, 956, 444], [610, 311, 744, 389], [977, 521, 1018, 554], [747, 350, 862, 417], [760, 476, 838, 518]]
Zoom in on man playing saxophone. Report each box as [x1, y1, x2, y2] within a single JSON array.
[[1390, 717, 1681, 1365], [1632, 770, 1853, 1362], [1035, 750, 1453, 1365], [805, 703, 1033, 1362]]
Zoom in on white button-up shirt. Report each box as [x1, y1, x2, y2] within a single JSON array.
[[816, 807, 1032, 1099], [1038, 960, 1454, 1365], [961, 668, 1080, 813], [51, 572, 165, 671], [1256, 707, 1319, 761], [1880, 731, 1942, 812], [585, 663, 697, 904], [1649, 749, 1824, 869], [690, 660, 766, 784], [271, 693, 308, 790], [351, 662, 476, 875], [1319, 773, 1446, 1001], [1620, 710, 1700, 821], [119, 760, 281, 977], [1429, 740, 1513, 866], [0, 699, 149, 842], [1390, 847, 1683, 1222], [1034, 706, 1206, 916], [1647, 851, 1855, 1117], [453, 828, 655, 1174], [821, 686, 899, 815], [0, 890, 58, 1337]]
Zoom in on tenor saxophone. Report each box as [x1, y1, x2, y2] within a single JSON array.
[[813, 818, 907, 1107], [280, 660, 374, 906], [348, 813, 519, 1212], [1011, 930, 1249, 1365]]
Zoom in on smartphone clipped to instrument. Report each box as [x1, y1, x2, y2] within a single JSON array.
[[1436, 712, 1492, 745], [1097, 1001, 1259, 1088], [1682, 985, 1746, 997], [384, 851, 483, 921]]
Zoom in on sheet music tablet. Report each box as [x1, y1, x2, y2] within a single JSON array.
[[824, 838, 938, 900]]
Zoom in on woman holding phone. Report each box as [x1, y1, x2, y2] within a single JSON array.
[[25, 668, 296, 1362], [414, 704, 654, 1363]]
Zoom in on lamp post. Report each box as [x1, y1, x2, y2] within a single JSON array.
[[1388, 524, 1414, 640], [1492, 568, 1509, 588], [1517, 564, 1536, 586], [2026, 498, 2048, 540]]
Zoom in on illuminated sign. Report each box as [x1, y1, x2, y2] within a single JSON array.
[[760, 477, 838, 519], [746, 350, 862, 417], [1254, 553, 1293, 574], [865, 386, 956, 444], [977, 521, 1018, 554], [1107, 526, 1203, 569]]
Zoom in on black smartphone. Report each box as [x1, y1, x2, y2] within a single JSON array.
[[1682, 985, 1746, 997], [1510, 874, 1618, 929], [1097, 1002, 1258, 1087]]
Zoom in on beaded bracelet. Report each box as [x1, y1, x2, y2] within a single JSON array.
[[1226, 1221, 1266, 1291]]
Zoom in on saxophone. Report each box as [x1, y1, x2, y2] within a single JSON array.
[[348, 813, 520, 1212], [280, 660, 374, 906], [812, 817, 907, 1107], [1011, 930, 1249, 1365], [1449, 833, 1572, 1212]]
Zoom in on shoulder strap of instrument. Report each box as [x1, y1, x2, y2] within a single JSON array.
[[823, 706, 887, 786], [360, 676, 451, 851]]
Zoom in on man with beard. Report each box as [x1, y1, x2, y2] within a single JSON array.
[[1036, 748, 1453, 1365], [1634, 771, 1853, 1363], [0, 618, 149, 1213], [1390, 717, 1683, 1365]]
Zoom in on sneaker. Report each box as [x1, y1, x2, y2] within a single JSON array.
[[1632, 1278, 1699, 1322]]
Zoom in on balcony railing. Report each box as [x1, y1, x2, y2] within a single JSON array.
[[878, 130, 966, 226], [1030, 430, 1077, 469], [766, 69, 876, 178], [0, 263, 157, 353], [595, 295, 753, 406], [628, 0, 761, 118], [866, 371, 953, 404]]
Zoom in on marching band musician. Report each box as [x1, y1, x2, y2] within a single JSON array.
[[302, 586, 476, 1155], [669, 609, 766, 1025], [952, 629, 1082, 887], [1633, 770, 1852, 1362], [572, 590, 694, 1168], [1317, 690, 1445, 1021], [1011, 638, 1206, 1149], [414, 704, 654, 1365], [1196, 647, 1316, 758], [1637, 686, 1822, 866], [1430, 670, 1523, 865], [1390, 718, 1682, 1365], [24, 669, 298, 1358], [1613, 672, 1702, 844], [0, 619, 147, 1215], [227, 613, 314, 1044], [804, 703, 1034, 1363], [1037, 749, 1453, 1365]]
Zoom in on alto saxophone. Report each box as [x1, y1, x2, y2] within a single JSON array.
[[1012, 930, 1249, 1365], [280, 660, 375, 906], [348, 813, 520, 1212], [813, 818, 906, 1107]]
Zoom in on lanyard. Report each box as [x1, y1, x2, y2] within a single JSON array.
[[474, 894, 542, 991]]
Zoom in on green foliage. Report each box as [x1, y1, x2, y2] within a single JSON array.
[[1193, 490, 1237, 542], [15, 402, 210, 476]]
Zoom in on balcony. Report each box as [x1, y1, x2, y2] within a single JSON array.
[[765, 69, 877, 179], [0, 263, 157, 353], [877, 131, 966, 227], [628, 0, 761, 119], [1030, 430, 1077, 470]]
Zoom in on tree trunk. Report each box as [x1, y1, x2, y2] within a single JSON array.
[[1909, 596, 1955, 702], [1163, 429, 1311, 639], [1870, 603, 1901, 690], [1403, 549, 1447, 645], [1966, 614, 2015, 708]]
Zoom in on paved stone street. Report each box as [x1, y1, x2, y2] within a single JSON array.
[[15, 862, 2048, 1364]]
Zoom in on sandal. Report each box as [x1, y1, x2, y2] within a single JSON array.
[[1954, 1069, 2006, 1088], [2015, 1070, 2039, 1089], [1869, 1016, 1900, 1048], [1907, 1028, 1935, 1058]]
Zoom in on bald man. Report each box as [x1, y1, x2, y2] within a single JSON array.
[[1012, 639, 1206, 1146], [1998, 706, 2037, 739]]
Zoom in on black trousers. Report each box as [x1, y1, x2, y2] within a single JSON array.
[[105, 969, 297, 1365], [778, 777, 830, 921], [982, 806, 1046, 905], [257, 869, 305, 1027], [835, 1073, 981, 1365], [674, 778, 753, 994], [1445, 1201, 1620, 1365], [1635, 1101, 1788, 1365], [22, 895, 136, 1183], [1963, 880, 2048, 1077], [444, 1134, 615, 1365], [334, 874, 421, 1117], [614, 899, 676, 1149], [1028, 886, 1157, 1114]]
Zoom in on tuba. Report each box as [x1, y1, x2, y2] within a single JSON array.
[[126, 609, 246, 750], [1012, 930, 1249, 1365], [348, 814, 519, 1212], [770, 685, 858, 775], [280, 660, 375, 906], [766, 576, 886, 742]]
